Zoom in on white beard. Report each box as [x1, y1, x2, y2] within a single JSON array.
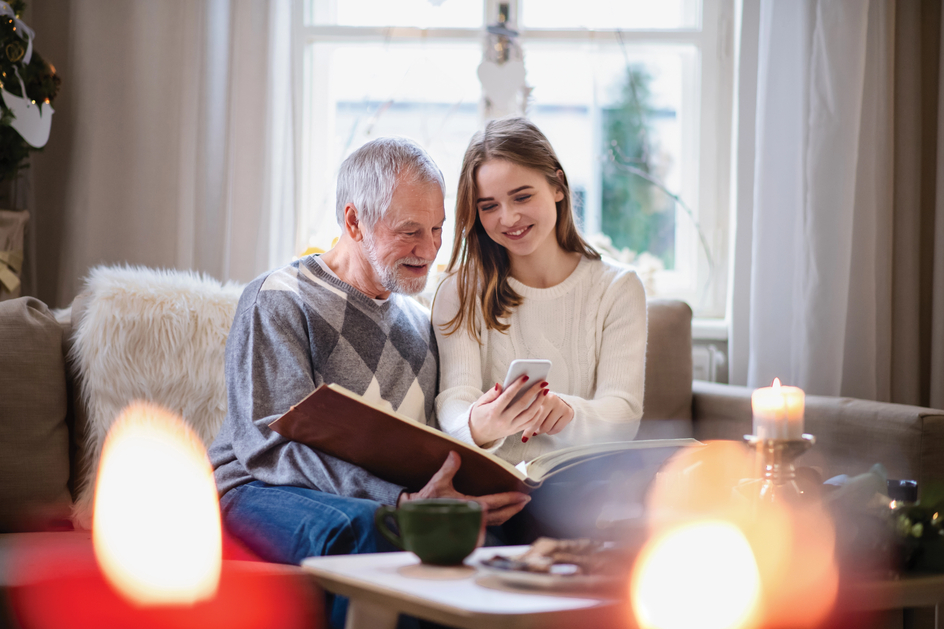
[[363, 233, 430, 296]]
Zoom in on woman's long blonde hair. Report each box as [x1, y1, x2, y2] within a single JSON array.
[[440, 117, 599, 341]]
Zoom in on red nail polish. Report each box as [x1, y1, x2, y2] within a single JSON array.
[[543, 389, 549, 396], [522, 436, 529, 443], [522, 376, 529, 382], [495, 383, 500, 391], [540, 381, 548, 388]]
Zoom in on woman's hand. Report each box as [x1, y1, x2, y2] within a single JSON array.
[[468, 376, 548, 446], [522, 391, 574, 440]]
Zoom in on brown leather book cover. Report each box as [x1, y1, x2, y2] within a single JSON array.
[[268, 384, 530, 496]]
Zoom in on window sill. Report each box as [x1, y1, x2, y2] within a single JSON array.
[[692, 317, 727, 342]]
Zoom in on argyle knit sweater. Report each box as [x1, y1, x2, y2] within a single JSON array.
[[209, 256, 438, 506]]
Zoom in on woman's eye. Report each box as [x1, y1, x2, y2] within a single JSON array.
[[515, 195, 532, 203], [479, 204, 496, 212]]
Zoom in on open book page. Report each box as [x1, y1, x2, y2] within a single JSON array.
[[523, 438, 702, 484]]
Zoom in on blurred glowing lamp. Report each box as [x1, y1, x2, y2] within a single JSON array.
[[92, 402, 222, 605], [632, 521, 761, 629], [7, 402, 320, 629]]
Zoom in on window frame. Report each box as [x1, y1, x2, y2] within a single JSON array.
[[293, 0, 735, 319]]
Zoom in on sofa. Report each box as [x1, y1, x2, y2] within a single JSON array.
[[2, 264, 944, 536]]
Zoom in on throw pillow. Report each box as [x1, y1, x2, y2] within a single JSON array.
[[70, 265, 244, 529], [0, 297, 72, 531]]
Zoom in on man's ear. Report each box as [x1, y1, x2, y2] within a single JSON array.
[[343, 203, 365, 242]]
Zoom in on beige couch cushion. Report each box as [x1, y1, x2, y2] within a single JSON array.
[[0, 297, 71, 531], [642, 299, 693, 421]]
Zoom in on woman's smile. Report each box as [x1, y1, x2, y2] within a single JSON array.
[[504, 224, 532, 239]]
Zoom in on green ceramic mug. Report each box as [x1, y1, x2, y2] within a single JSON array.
[[374, 498, 483, 566]]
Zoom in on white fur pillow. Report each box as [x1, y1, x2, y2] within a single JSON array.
[[70, 265, 244, 529]]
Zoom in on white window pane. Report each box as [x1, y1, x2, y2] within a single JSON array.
[[521, 0, 701, 30], [308, 0, 483, 28], [524, 43, 696, 274], [305, 42, 483, 265]]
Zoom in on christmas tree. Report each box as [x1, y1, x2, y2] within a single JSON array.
[[0, 0, 59, 183]]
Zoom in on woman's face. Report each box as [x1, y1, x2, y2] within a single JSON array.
[[474, 159, 564, 261]]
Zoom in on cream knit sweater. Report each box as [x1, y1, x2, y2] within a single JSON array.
[[432, 256, 647, 465]]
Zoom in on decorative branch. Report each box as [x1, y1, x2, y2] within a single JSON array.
[[607, 141, 715, 303]]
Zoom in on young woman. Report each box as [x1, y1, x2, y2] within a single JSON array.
[[432, 117, 647, 467]]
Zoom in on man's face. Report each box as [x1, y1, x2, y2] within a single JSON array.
[[362, 176, 445, 296]]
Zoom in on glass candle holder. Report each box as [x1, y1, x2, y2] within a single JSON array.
[[744, 434, 816, 503]]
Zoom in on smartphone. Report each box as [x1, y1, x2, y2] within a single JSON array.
[[502, 359, 552, 407]]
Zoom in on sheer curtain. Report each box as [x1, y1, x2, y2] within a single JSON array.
[[732, 0, 944, 409], [29, 0, 296, 307]]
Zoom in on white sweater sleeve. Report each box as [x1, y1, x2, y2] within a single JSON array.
[[545, 269, 647, 449], [431, 275, 500, 448]]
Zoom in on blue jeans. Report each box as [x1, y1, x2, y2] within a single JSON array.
[[219, 481, 399, 629]]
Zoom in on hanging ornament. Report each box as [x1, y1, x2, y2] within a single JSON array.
[[478, 60, 526, 117], [1, 87, 52, 148], [478, 2, 529, 119], [5, 41, 23, 63]]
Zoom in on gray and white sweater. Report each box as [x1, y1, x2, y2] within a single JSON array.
[[209, 256, 439, 506]]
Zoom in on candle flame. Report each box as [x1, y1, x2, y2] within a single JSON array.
[[772, 378, 781, 390], [92, 402, 222, 606], [632, 521, 761, 629]]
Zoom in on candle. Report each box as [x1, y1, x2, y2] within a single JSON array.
[[751, 378, 805, 439]]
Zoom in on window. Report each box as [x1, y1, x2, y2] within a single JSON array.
[[296, 0, 734, 318]]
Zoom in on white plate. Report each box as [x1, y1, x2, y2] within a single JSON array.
[[474, 561, 624, 592]]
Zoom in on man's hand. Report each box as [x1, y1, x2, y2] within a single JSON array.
[[398, 451, 530, 526], [468, 377, 549, 446]]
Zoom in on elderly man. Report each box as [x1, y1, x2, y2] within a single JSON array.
[[209, 138, 529, 624]]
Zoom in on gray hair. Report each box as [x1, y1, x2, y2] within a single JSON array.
[[335, 137, 445, 229]]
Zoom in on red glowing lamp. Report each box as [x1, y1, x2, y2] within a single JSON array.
[[5, 403, 321, 629]]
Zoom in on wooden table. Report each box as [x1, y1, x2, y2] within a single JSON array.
[[842, 573, 944, 629], [301, 546, 626, 629]]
